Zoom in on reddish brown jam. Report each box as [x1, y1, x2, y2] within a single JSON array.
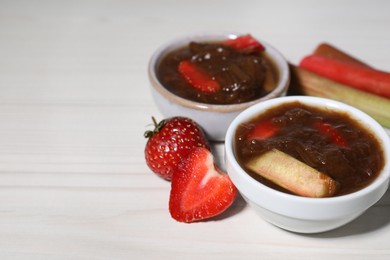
[[156, 41, 278, 105], [235, 101, 385, 196]]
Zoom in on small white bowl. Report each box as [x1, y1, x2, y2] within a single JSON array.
[[225, 96, 390, 233], [148, 33, 290, 141]]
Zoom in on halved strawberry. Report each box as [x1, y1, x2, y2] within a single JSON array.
[[223, 34, 265, 54], [169, 147, 237, 223], [314, 121, 348, 147], [178, 60, 220, 94], [247, 119, 279, 140]]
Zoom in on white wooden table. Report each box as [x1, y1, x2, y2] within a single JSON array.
[[1, 0, 390, 259]]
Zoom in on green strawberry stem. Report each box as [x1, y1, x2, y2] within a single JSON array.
[[144, 117, 165, 139]]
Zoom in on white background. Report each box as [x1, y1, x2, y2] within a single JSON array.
[[0, 0, 390, 259]]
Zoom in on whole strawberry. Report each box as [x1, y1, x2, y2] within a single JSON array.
[[144, 117, 210, 180]]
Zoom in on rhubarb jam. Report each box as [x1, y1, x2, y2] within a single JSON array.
[[235, 101, 385, 196], [156, 41, 278, 105]]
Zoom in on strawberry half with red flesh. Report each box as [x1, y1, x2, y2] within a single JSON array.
[[169, 147, 237, 223], [178, 60, 220, 94], [223, 34, 265, 54], [144, 117, 210, 181]]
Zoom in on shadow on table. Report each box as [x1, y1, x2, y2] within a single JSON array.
[[212, 194, 247, 221], [303, 188, 390, 238]]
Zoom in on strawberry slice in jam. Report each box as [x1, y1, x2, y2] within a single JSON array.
[[178, 60, 220, 94], [247, 119, 279, 140], [314, 121, 348, 147], [223, 34, 265, 54]]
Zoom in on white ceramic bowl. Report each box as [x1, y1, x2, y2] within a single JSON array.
[[148, 33, 290, 141], [225, 96, 390, 233]]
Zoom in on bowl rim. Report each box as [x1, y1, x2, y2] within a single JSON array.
[[225, 96, 390, 218], [148, 33, 290, 113]]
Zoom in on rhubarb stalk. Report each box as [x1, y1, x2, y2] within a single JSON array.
[[313, 43, 370, 68], [247, 149, 339, 198], [290, 64, 390, 128], [299, 54, 390, 98]]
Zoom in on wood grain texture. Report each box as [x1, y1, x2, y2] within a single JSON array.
[[0, 0, 390, 259]]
